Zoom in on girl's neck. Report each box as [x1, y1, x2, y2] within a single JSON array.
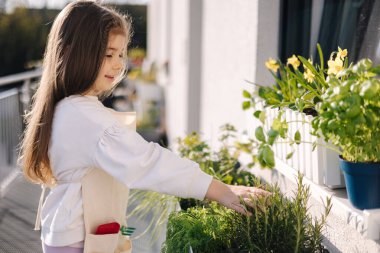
[[82, 89, 98, 96]]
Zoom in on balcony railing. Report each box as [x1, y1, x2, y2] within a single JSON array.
[[0, 69, 42, 197]]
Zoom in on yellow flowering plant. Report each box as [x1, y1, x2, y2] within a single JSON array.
[[241, 44, 352, 168], [244, 44, 349, 115]]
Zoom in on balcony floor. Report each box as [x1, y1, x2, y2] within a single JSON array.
[[0, 173, 42, 253]]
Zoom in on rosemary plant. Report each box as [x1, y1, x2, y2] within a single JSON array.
[[162, 174, 331, 253]]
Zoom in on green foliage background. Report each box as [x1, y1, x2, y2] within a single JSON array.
[[0, 4, 147, 78], [0, 8, 55, 76]]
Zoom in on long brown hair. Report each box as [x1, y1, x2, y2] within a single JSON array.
[[19, 1, 131, 185]]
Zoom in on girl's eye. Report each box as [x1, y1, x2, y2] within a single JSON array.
[[106, 55, 112, 58]]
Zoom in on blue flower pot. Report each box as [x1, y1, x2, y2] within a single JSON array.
[[339, 156, 380, 210]]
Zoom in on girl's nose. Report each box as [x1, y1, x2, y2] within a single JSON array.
[[113, 58, 123, 70]]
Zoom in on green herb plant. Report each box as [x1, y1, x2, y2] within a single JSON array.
[[312, 59, 380, 162], [162, 174, 332, 253]]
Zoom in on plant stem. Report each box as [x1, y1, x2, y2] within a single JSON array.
[[285, 120, 309, 125], [274, 140, 342, 155]]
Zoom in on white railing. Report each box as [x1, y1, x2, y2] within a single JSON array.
[[0, 69, 42, 197], [256, 102, 345, 189]]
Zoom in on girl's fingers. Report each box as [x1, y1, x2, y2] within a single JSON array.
[[249, 187, 272, 197], [231, 202, 252, 216], [242, 197, 255, 208], [224, 185, 272, 215], [237, 187, 271, 199]]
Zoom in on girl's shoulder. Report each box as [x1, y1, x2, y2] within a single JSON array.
[[55, 95, 118, 130]]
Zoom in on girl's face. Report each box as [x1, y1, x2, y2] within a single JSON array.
[[88, 33, 126, 95]]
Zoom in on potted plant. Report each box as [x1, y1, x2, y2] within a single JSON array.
[[242, 45, 346, 188], [162, 174, 332, 253], [311, 58, 380, 209]]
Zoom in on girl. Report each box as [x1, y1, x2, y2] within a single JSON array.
[[19, 1, 270, 252]]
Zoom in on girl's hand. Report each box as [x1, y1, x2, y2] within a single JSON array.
[[205, 179, 271, 215]]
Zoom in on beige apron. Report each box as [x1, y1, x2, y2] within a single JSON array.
[[36, 111, 136, 253], [82, 167, 132, 253]]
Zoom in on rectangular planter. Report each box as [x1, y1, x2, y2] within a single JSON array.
[[255, 102, 345, 188]]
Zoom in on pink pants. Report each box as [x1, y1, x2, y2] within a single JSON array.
[[42, 244, 83, 253]]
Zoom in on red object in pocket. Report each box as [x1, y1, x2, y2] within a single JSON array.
[[95, 222, 121, 235]]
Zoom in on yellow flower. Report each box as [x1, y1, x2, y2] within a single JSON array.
[[303, 69, 315, 83], [265, 58, 279, 72], [327, 57, 344, 75], [287, 55, 300, 69], [337, 47, 348, 59]]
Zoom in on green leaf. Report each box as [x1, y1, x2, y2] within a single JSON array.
[[262, 145, 275, 168], [279, 121, 288, 139], [253, 110, 262, 119], [286, 150, 294, 160], [317, 43, 324, 71], [296, 98, 305, 112], [364, 71, 377, 78], [243, 90, 252, 98], [327, 120, 339, 130], [294, 130, 301, 144], [272, 118, 282, 131], [364, 110, 376, 127], [267, 129, 279, 145], [345, 105, 361, 118], [360, 80, 380, 100], [258, 86, 282, 105], [302, 92, 315, 101], [312, 141, 317, 151], [259, 110, 266, 124], [242, 101, 251, 110], [255, 126, 266, 142], [298, 56, 326, 87], [369, 65, 380, 75]]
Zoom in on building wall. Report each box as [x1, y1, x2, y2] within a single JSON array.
[[147, 0, 170, 65], [149, 0, 280, 146], [200, 0, 280, 148], [148, 0, 190, 142]]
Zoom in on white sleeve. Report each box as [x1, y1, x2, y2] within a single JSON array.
[[92, 124, 213, 200]]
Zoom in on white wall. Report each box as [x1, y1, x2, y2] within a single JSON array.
[[201, 0, 280, 147], [149, 0, 280, 146], [147, 0, 170, 66], [163, 0, 190, 142], [201, 0, 256, 146]]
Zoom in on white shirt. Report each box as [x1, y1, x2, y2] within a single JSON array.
[[41, 95, 213, 246]]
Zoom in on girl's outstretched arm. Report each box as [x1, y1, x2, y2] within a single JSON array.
[[205, 179, 271, 215]]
